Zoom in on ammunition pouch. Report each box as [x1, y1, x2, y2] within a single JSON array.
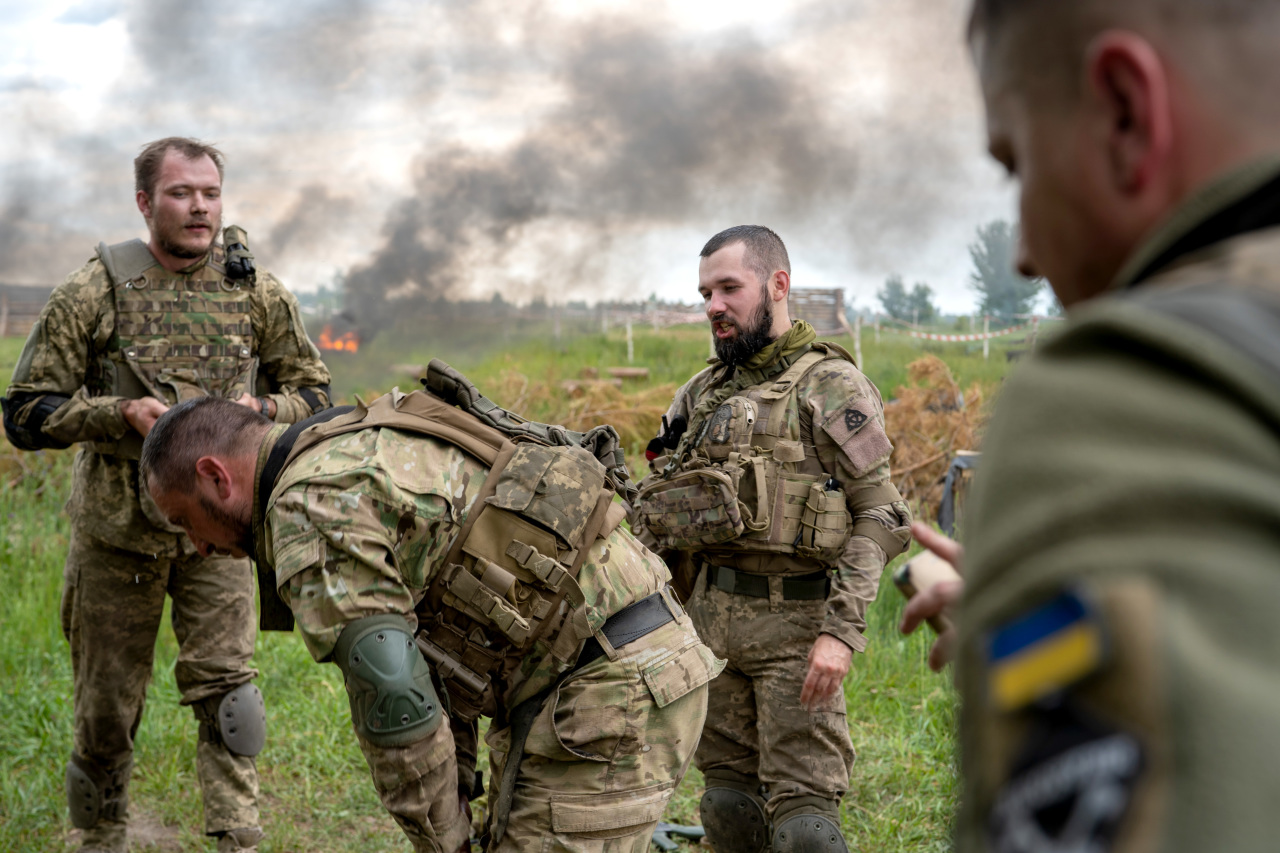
[[634, 465, 745, 550]]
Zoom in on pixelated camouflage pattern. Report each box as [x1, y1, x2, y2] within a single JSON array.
[[261, 425, 720, 851], [686, 577, 856, 819], [61, 533, 260, 838], [5, 245, 331, 555], [642, 343, 910, 652]]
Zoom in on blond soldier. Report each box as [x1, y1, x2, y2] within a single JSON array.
[[632, 226, 911, 853], [1, 138, 332, 853], [139, 376, 719, 853], [899, 1, 1280, 850]]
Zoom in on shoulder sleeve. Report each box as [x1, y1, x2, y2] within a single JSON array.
[[803, 358, 894, 483], [251, 271, 334, 421], [4, 261, 129, 447]]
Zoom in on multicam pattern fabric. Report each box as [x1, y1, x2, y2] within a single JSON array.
[[634, 339, 910, 829], [5, 239, 330, 850], [6, 246, 332, 555], [261, 426, 720, 852]]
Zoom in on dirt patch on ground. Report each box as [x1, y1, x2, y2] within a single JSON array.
[[65, 807, 184, 851]]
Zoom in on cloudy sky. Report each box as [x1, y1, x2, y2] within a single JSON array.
[[0, 0, 1018, 320]]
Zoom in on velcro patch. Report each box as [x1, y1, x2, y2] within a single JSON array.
[[987, 590, 1106, 712], [819, 398, 891, 476], [989, 701, 1143, 853]]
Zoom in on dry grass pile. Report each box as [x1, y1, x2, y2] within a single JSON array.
[[488, 369, 676, 455], [0, 443, 69, 495], [885, 355, 986, 518]]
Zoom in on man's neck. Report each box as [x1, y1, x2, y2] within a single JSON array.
[[147, 240, 210, 274]]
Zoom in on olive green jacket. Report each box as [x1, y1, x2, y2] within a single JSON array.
[[958, 159, 1280, 852]]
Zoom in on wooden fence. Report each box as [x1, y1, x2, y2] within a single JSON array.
[[0, 285, 54, 338]]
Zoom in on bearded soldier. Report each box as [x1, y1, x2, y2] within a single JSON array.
[[632, 225, 911, 853], [138, 365, 719, 853], [1, 137, 332, 853]]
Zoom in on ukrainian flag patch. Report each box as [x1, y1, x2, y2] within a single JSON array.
[[987, 590, 1106, 712]]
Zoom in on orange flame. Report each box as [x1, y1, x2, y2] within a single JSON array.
[[317, 324, 360, 353]]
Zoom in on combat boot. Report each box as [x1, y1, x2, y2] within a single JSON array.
[[216, 826, 265, 852]]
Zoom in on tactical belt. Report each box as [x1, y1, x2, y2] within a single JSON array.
[[489, 588, 680, 847], [707, 564, 830, 600]]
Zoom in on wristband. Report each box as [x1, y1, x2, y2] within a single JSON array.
[[258, 396, 271, 418]]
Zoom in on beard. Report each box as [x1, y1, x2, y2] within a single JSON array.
[[157, 222, 214, 259], [712, 285, 775, 366], [199, 493, 255, 557]]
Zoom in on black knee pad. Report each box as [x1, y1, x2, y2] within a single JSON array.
[[772, 813, 849, 853], [196, 683, 266, 757], [701, 773, 769, 853], [66, 752, 130, 830]]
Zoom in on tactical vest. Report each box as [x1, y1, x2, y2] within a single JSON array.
[[90, 235, 258, 459], [263, 371, 630, 720], [636, 343, 902, 569]]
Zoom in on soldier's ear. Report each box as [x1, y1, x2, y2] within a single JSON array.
[[136, 189, 153, 219], [771, 269, 791, 302], [194, 455, 234, 499]]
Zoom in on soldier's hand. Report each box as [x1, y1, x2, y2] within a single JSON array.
[[120, 396, 169, 437], [233, 392, 275, 418], [801, 633, 852, 710], [899, 521, 965, 672]]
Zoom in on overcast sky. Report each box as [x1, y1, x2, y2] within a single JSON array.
[[0, 0, 1019, 316]]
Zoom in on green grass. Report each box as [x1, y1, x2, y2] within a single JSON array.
[[0, 325, 1007, 852]]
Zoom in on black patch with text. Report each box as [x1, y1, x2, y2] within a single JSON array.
[[989, 701, 1143, 853], [843, 408, 868, 432]]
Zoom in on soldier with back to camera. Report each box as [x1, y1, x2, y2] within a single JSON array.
[[2, 137, 332, 853]]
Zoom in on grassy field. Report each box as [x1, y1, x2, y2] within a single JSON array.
[[0, 323, 1023, 852]]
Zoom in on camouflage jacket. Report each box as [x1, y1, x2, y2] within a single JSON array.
[[652, 348, 911, 653], [4, 245, 331, 556], [256, 424, 718, 709]]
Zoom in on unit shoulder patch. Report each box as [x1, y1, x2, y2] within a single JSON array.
[[986, 590, 1108, 713]]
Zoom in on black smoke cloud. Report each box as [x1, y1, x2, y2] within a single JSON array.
[[344, 18, 862, 327], [1, 0, 1003, 315]]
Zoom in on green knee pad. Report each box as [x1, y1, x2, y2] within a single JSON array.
[[334, 614, 443, 747]]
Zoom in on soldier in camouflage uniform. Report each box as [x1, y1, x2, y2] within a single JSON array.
[[1, 138, 332, 853], [632, 226, 911, 853], [138, 377, 720, 853]]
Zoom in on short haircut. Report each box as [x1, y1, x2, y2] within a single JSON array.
[[135, 137, 225, 198], [700, 225, 791, 285], [141, 397, 270, 496], [968, 0, 1280, 104]]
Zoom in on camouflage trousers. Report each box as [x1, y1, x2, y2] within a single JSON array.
[[687, 569, 857, 821], [485, 617, 712, 853], [60, 532, 261, 847]]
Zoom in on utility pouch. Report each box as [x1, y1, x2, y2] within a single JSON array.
[[796, 481, 851, 561], [636, 465, 745, 550], [488, 443, 606, 550]]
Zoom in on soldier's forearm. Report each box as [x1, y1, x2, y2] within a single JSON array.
[[33, 388, 131, 447], [263, 385, 332, 424]]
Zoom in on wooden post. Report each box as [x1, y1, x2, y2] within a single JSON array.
[[601, 306, 609, 334], [874, 314, 880, 344], [853, 313, 863, 367], [651, 306, 659, 332], [983, 315, 990, 361], [626, 319, 634, 363], [553, 303, 562, 342], [1031, 314, 1040, 348], [0, 293, 8, 338]]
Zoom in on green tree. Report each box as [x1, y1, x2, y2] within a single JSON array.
[[877, 273, 911, 321], [969, 220, 1044, 319], [907, 282, 937, 324]]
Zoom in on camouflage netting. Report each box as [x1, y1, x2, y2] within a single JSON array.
[[884, 356, 986, 519]]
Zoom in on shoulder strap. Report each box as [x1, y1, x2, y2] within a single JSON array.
[[757, 347, 832, 402], [96, 239, 158, 285]]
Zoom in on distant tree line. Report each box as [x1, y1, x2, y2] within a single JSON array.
[[877, 219, 1046, 323]]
